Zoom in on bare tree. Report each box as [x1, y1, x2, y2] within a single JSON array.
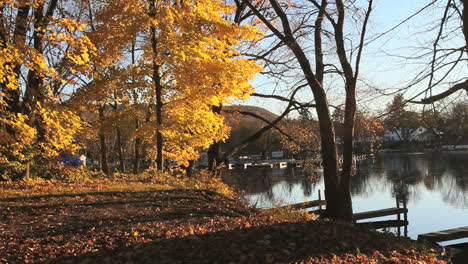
[[242, 0, 373, 221]]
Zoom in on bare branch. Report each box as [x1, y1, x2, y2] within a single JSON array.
[[307, 0, 337, 26], [223, 109, 309, 150], [409, 79, 468, 104], [354, 0, 373, 81], [314, 0, 327, 84], [224, 82, 304, 158], [241, 0, 287, 42], [428, 0, 452, 91]]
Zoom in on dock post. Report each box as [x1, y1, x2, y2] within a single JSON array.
[[318, 190, 322, 210], [403, 198, 408, 237], [396, 195, 401, 237]]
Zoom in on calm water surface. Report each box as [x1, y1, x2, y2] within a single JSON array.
[[222, 153, 468, 243]]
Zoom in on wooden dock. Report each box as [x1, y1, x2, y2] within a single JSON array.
[[265, 199, 326, 212], [354, 207, 407, 220], [262, 193, 409, 237], [228, 155, 372, 170], [357, 220, 408, 229], [418, 226, 468, 243], [262, 190, 326, 212], [353, 195, 408, 237], [281, 200, 326, 210]]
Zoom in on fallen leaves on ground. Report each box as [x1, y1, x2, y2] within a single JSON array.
[[0, 182, 446, 264]]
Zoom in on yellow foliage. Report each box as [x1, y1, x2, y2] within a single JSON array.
[[0, 0, 98, 175], [1, 0, 262, 176], [131, 0, 262, 165], [37, 103, 85, 157]]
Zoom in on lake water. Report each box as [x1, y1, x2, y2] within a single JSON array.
[[222, 153, 468, 244]]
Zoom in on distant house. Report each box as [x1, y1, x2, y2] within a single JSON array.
[[382, 130, 404, 141], [382, 126, 442, 142], [409, 127, 442, 142]]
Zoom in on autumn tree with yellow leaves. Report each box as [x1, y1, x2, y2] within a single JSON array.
[[125, 0, 262, 171], [0, 0, 261, 178], [0, 0, 96, 179]]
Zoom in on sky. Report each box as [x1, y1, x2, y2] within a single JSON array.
[[235, 0, 467, 116]]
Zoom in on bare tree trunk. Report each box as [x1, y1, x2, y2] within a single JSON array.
[[269, 0, 342, 219], [243, 0, 373, 221], [337, 92, 356, 220]]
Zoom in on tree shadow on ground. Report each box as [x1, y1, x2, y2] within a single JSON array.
[[0, 189, 251, 263], [52, 219, 418, 264], [1, 189, 441, 264], [0, 189, 221, 202]]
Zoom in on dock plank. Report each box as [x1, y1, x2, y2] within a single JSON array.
[[264, 200, 326, 211], [354, 207, 407, 220], [357, 220, 408, 229], [283, 200, 326, 210], [418, 226, 468, 242]]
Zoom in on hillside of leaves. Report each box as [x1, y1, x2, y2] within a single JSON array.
[[0, 178, 446, 264]]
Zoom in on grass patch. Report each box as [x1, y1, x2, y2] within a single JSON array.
[[0, 169, 234, 199]]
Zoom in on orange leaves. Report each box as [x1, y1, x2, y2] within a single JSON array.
[[279, 118, 321, 155]]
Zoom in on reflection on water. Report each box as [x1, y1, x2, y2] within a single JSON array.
[[222, 153, 468, 240]]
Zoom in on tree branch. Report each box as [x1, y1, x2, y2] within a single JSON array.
[[354, 0, 373, 81], [241, 0, 287, 42], [409, 79, 468, 104], [224, 109, 307, 150]]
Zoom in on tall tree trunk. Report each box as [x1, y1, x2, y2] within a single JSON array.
[[24, 162, 30, 180], [3, 4, 29, 116], [184, 160, 195, 178], [23, 1, 58, 142], [268, 1, 342, 220], [99, 133, 110, 176], [337, 89, 356, 220], [155, 95, 163, 171], [130, 40, 141, 174], [111, 102, 126, 173], [99, 107, 110, 176], [116, 126, 125, 173], [134, 118, 141, 174], [149, 0, 164, 171], [243, 0, 373, 221], [207, 104, 223, 172], [208, 141, 222, 171], [312, 0, 350, 220]]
